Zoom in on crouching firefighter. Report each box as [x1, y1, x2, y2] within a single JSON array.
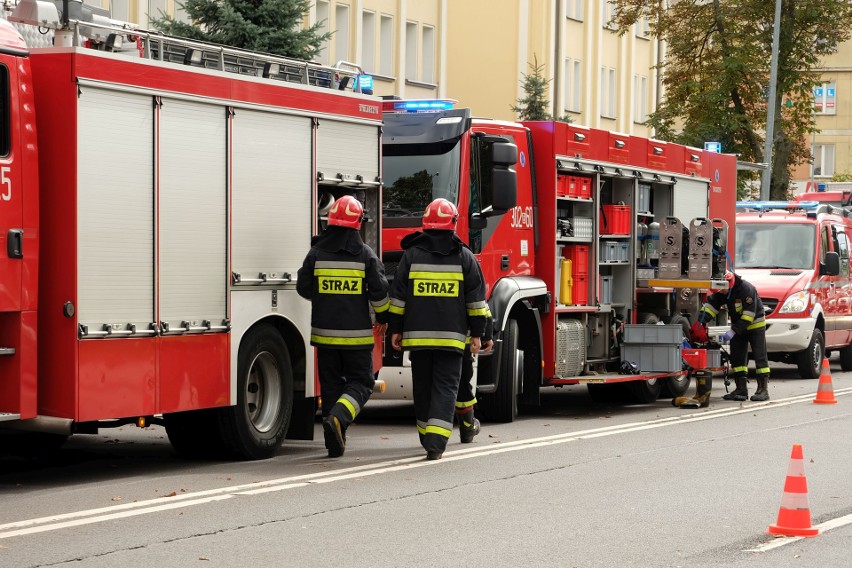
[[699, 271, 769, 402], [297, 195, 390, 458]]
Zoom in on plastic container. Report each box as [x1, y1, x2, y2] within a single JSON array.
[[600, 240, 621, 262], [638, 183, 651, 213], [559, 258, 573, 305], [623, 324, 683, 344], [563, 244, 589, 275], [573, 273, 588, 305], [569, 217, 593, 239], [621, 343, 682, 372], [577, 176, 592, 198], [600, 204, 631, 235], [557, 175, 570, 197], [600, 275, 613, 305], [682, 348, 707, 369]]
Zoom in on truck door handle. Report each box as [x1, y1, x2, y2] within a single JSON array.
[[7, 229, 22, 259], [501, 254, 510, 271]]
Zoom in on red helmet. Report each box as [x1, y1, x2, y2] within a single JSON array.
[[725, 271, 736, 285], [422, 198, 459, 230], [327, 195, 365, 230]]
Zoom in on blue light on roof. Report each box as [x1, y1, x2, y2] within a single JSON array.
[[736, 200, 821, 211], [393, 99, 456, 112]]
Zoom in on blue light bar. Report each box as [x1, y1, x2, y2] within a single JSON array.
[[736, 200, 820, 211], [393, 99, 456, 112], [356, 74, 373, 94]]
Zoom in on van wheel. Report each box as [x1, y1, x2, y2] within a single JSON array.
[[840, 344, 852, 372], [479, 319, 521, 422], [796, 329, 824, 380]]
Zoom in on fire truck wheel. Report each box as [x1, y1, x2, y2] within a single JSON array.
[[840, 344, 852, 372], [479, 318, 521, 422], [627, 377, 663, 404], [796, 328, 824, 380], [660, 314, 691, 398], [221, 325, 294, 460]]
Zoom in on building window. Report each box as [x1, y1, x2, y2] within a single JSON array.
[[812, 144, 835, 177], [379, 15, 393, 76], [173, 0, 190, 23], [600, 66, 615, 118], [405, 21, 417, 81], [601, 0, 615, 29], [635, 16, 650, 38], [565, 0, 583, 21], [111, 0, 129, 21], [633, 74, 647, 122], [315, 0, 330, 65], [335, 4, 350, 65], [361, 10, 376, 72], [813, 82, 837, 115], [147, 0, 166, 22], [422, 25, 435, 84], [563, 58, 582, 113]]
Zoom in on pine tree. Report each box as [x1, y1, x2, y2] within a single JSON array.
[[511, 55, 552, 121], [150, 0, 331, 61]]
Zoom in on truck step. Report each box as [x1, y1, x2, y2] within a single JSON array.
[[0, 347, 15, 356], [0, 412, 21, 422]]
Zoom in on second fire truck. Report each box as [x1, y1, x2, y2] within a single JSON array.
[[376, 100, 738, 421]]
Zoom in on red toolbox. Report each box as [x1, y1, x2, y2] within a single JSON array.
[[600, 204, 631, 235]]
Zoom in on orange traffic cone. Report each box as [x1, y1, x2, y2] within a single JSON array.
[[813, 358, 838, 405], [767, 444, 819, 537]]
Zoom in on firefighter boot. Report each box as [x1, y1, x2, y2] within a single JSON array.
[[750, 375, 770, 401], [673, 374, 712, 409], [456, 408, 481, 444], [323, 415, 346, 458], [722, 375, 748, 401]]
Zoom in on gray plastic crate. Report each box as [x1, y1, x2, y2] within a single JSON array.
[[623, 324, 683, 344], [621, 343, 682, 372], [706, 349, 721, 368]]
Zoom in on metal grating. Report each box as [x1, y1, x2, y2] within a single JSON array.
[[556, 318, 585, 377]]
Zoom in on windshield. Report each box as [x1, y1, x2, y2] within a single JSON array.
[[382, 140, 461, 226], [736, 223, 816, 269]]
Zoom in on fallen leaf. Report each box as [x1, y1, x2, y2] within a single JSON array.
[[380, 436, 390, 440], [181, 488, 187, 493], [199, 557, 209, 561], [165, 491, 177, 497], [111, 496, 121, 502]]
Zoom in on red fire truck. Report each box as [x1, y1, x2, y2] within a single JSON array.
[[377, 100, 738, 421], [0, 7, 383, 457]]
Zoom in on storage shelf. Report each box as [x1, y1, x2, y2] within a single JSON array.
[[600, 234, 631, 239], [557, 196, 593, 203], [557, 236, 592, 243], [555, 304, 598, 313], [600, 261, 630, 265]]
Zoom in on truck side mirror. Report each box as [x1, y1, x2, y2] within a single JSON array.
[[821, 251, 840, 276], [470, 213, 487, 230], [489, 140, 518, 214]]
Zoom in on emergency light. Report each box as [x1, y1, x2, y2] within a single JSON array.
[[356, 74, 373, 95], [736, 200, 820, 211], [382, 99, 457, 112]]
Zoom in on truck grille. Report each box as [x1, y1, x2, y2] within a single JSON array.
[[762, 298, 779, 315]]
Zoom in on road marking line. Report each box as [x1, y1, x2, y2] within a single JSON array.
[[2, 388, 850, 539], [745, 512, 852, 553]]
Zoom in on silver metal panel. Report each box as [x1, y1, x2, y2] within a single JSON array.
[[77, 87, 154, 333], [673, 177, 710, 231], [316, 120, 379, 182], [232, 110, 312, 281], [159, 99, 227, 330]]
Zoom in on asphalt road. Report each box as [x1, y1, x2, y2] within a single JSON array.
[[1, 361, 851, 568]]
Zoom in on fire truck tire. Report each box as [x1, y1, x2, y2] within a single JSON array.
[[219, 325, 294, 459], [164, 409, 226, 459], [479, 318, 521, 423], [796, 328, 824, 380], [840, 344, 852, 372], [660, 314, 690, 398], [627, 377, 663, 404]]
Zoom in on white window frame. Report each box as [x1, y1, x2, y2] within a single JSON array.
[[361, 10, 376, 73], [334, 4, 350, 65], [635, 16, 650, 38], [314, 0, 330, 65], [379, 14, 393, 77], [633, 74, 648, 123], [812, 144, 835, 178], [422, 25, 435, 84], [565, 0, 584, 21], [601, 0, 615, 29], [563, 58, 582, 114], [110, 0, 129, 21], [405, 21, 417, 81], [600, 66, 616, 118], [813, 82, 837, 116]]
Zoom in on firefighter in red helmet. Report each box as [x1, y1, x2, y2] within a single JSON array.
[[699, 270, 770, 402], [389, 198, 488, 459], [297, 194, 390, 458]]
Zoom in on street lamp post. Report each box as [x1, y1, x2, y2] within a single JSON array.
[[760, 0, 783, 200]]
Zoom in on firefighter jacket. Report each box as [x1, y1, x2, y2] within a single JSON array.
[[700, 274, 766, 335], [388, 230, 487, 353], [297, 226, 390, 349]]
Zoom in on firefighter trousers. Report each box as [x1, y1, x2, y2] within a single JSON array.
[[410, 349, 463, 454], [456, 346, 477, 416], [317, 347, 375, 430], [729, 328, 770, 379]]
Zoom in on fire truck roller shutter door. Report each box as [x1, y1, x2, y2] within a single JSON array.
[[231, 109, 312, 282], [77, 87, 155, 333], [158, 98, 227, 332]]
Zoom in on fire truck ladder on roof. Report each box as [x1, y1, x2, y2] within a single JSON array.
[[7, 0, 367, 92]]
